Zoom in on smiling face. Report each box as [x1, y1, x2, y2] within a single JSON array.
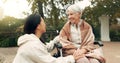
[[66, 10, 81, 24]]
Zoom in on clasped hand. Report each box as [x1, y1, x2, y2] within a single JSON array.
[[73, 48, 86, 61]]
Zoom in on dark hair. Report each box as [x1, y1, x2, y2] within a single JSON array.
[[24, 13, 41, 34]]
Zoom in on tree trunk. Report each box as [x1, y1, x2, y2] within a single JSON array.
[[37, 1, 44, 18]]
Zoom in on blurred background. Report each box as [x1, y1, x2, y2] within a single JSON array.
[[0, 0, 120, 47], [0, 0, 120, 63]]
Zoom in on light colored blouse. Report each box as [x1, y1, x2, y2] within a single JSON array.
[[70, 20, 82, 48]]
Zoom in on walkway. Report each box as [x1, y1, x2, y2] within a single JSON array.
[[103, 42, 120, 63], [0, 42, 120, 63]]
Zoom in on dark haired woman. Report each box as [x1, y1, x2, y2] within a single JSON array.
[[12, 14, 82, 63]]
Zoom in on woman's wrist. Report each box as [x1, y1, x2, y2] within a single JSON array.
[[80, 48, 88, 54]]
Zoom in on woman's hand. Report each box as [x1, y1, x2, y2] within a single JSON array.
[[53, 36, 60, 44], [73, 48, 85, 61], [85, 53, 100, 59]]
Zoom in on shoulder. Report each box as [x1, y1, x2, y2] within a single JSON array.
[[82, 20, 92, 29], [18, 41, 46, 55], [62, 21, 71, 30]]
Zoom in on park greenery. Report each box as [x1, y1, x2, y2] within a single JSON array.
[[0, 0, 120, 47], [0, 16, 25, 47]]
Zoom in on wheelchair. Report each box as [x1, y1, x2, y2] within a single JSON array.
[[53, 41, 104, 58]]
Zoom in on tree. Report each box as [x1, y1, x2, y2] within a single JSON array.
[[27, 0, 78, 30], [26, 0, 78, 42], [82, 0, 120, 40], [0, 16, 24, 32], [0, 16, 25, 47], [83, 0, 120, 25]]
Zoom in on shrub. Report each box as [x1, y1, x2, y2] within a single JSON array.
[[110, 29, 120, 41]]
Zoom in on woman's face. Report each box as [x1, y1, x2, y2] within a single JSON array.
[[38, 18, 46, 33], [66, 10, 81, 24]]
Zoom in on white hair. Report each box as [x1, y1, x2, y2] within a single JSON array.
[[66, 1, 87, 13]]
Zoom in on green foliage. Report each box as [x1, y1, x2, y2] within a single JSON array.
[[110, 29, 120, 41], [0, 33, 18, 47], [92, 24, 100, 41], [26, 0, 75, 30], [0, 16, 25, 47], [26, 0, 71, 42], [41, 30, 59, 42], [83, 0, 120, 24], [26, 0, 120, 41], [82, 0, 120, 41], [0, 16, 25, 32], [0, 38, 9, 47]]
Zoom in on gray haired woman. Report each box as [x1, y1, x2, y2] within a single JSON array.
[[59, 2, 106, 63]]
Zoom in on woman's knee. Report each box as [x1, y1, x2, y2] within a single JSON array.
[[76, 57, 89, 63], [89, 58, 100, 63]]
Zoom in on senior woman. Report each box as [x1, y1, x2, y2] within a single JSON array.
[[59, 3, 105, 63], [12, 13, 83, 63]]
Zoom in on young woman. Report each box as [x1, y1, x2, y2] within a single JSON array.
[[12, 13, 82, 63]]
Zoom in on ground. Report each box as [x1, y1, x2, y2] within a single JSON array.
[[103, 42, 120, 63], [0, 42, 120, 63]]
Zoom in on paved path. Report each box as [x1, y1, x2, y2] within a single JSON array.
[[0, 47, 17, 63], [0, 42, 120, 63], [103, 42, 120, 63]]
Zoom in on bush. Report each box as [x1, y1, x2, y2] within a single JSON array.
[[92, 25, 100, 41], [110, 29, 120, 41], [0, 32, 18, 47], [0, 37, 17, 47], [41, 30, 59, 42], [0, 38, 9, 47]]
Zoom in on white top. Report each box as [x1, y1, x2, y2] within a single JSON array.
[[70, 20, 82, 48], [12, 34, 75, 63]]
